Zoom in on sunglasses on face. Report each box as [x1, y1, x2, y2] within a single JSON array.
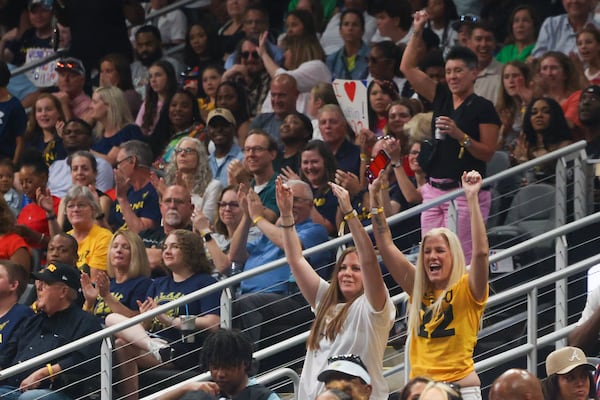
[[241, 51, 260, 60]]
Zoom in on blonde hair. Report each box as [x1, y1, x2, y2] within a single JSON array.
[[403, 112, 433, 144], [307, 247, 362, 350], [407, 228, 467, 338], [93, 86, 134, 139], [107, 230, 151, 279]]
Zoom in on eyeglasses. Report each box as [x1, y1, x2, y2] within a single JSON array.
[[366, 56, 391, 64], [243, 146, 268, 153], [66, 202, 91, 210], [409, 150, 420, 155], [241, 50, 260, 60], [115, 156, 133, 167], [327, 354, 368, 370], [218, 201, 239, 208], [293, 196, 312, 203], [174, 147, 197, 155], [162, 198, 186, 205]]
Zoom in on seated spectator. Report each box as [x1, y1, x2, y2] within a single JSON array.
[[275, 111, 313, 174], [151, 89, 205, 169], [419, 381, 463, 400], [371, 1, 414, 45], [532, 0, 599, 58], [0, 198, 31, 273], [512, 97, 573, 181], [399, 377, 431, 400], [182, 19, 224, 87], [307, 82, 338, 140], [495, 5, 539, 64], [249, 74, 300, 142], [423, 0, 459, 56], [1, 0, 53, 66], [489, 369, 543, 400], [367, 80, 400, 137], [230, 130, 279, 222], [160, 138, 222, 223], [15, 150, 60, 250], [140, 184, 194, 272], [23, 93, 66, 166], [44, 185, 112, 280], [0, 262, 102, 400], [99, 53, 143, 119], [56, 151, 112, 230], [90, 85, 144, 166], [577, 25, 600, 85], [579, 85, 600, 158], [0, 158, 23, 217], [206, 108, 244, 187], [317, 354, 373, 400], [0, 260, 33, 352], [215, 80, 251, 146], [53, 57, 92, 121], [230, 179, 331, 346], [131, 25, 184, 100], [277, 9, 318, 47], [46, 232, 78, 266], [136, 60, 178, 136], [218, 0, 248, 57], [320, 0, 376, 56], [0, 61, 26, 165], [318, 104, 361, 177], [221, 37, 271, 117], [158, 328, 281, 400], [81, 230, 152, 321], [106, 229, 220, 399], [110, 140, 161, 233], [258, 33, 331, 115], [130, 0, 187, 47], [48, 118, 114, 198], [542, 346, 596, 400], [326, 9, 370, 81], [366, 41, 405, 95], [468, 20, 503, 105], [196, 65, 224, 123]]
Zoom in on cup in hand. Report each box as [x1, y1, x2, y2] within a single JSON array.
[[180, 315, 196, 343], [435, 116, 446, 140]]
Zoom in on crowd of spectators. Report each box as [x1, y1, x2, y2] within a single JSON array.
[[1, 0, 600, 399]]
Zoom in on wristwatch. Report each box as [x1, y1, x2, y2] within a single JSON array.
[[202, 232, 213, 242], [461, 134, 473, 148]]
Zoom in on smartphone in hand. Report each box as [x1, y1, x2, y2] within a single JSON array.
[[365, 150, 391, 183]]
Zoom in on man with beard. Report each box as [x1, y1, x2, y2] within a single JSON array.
[[249, 74, 300, 142], [140, 184, 194, 272], [158, 329, 280, 400], [207, 108, 244, 187], [130, 25, 183, 100], [48, 118, 114, 197], [579, 85, 600, 158]]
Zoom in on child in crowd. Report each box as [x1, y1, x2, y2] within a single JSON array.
[[0, 158, 23, 217]]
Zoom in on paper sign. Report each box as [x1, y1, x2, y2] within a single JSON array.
[[25, 48, 58, 88], [489, 249, 515, 274], [332, 79, 369, 135]]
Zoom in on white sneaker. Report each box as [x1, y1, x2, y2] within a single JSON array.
[[148, 338, 172, 363]]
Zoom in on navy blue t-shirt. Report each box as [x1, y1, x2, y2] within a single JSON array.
[[91, 124, 144, 155], [93, 276, 153, 321], [109, 182, 161, 231], [0, 304, 33, 353], [0, 97, 26, 159]]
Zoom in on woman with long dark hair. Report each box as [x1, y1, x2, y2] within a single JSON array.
[[136, 60, 178, 136]]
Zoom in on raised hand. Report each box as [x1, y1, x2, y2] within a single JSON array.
[[246, 188, 265, 221], [462, 170, 483, 199], [80, 272, 99, 305], [275, 176, 293, 217], [329, 182, 352, 214], [95, 271, 111, 298], [36, 187, 54, 212], [280, 166, 300, 182]]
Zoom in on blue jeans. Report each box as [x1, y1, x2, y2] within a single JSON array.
[[0, 386, 72, 400]]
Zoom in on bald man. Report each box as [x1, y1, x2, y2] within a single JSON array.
[[489, 369, 544, 400]]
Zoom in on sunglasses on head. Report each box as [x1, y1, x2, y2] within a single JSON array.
[[327, 354, 368, 370], [241, 51, 260, 60], [56, 61, 78, 70]]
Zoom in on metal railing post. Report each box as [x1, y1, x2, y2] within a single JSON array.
[[220, 288, 233, 329], [100, 337, 113, 400], [555, 236, 569, 345], [527, 287, 538, 374]]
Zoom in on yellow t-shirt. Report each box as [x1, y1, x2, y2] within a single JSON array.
[[69, 224, 113, 273], [409, 273, 488, 381]]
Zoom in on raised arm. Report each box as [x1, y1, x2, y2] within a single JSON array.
[[370, 172, 416, 295], [228, 185, 251, 265], [330, 182, 387, 311], [463, 170, 489, 302], [400, 10, 437, 103], [276, 178, 321, 307]]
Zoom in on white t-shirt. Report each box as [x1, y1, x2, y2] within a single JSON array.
[[299, 279, 395, 400]]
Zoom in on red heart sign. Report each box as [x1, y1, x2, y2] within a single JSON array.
[[344, 81, 356, 102]]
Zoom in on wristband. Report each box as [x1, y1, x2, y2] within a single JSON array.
[[252, 216, 264, 225], [343, 209, 358, 221], [46, 214, 57, 221], [47, 363, 54, 382], [360, 153, 368, 161], [371, 207, 384, 215], [392, 162, 403, 168], [280, 223, 295, 228]]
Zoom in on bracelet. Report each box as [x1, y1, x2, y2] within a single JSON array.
[[203, 232, 213, 242], [47, 363, 54, 382], [360, 153, 368, 161], [343, 209, 358, 221], [371, 207, 384, 215], [252, 216, 264, 225], [392, 161, 403, 168], [280, 223, 295, 228], [46, 214, 57, 221]]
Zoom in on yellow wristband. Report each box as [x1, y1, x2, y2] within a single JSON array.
[[371, 207, 384, 215], [47, 363, 54, 381], [343, 210, 358, 221], [252, 216, 264, 225], [360, 153, 368, 161]]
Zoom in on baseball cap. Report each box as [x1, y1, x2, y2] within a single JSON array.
[[206, 108, 236, 126], [28, 0, 53, 10], [545, 346, 595, 376], [317, 354, 371, 385], [451, 14, 480, 31], [33, 262, 81, 291], [55, 57, 85, 76]]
